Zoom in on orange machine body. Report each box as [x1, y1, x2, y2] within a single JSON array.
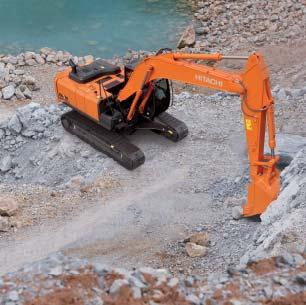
[[54, 52, 280, 216], [55, 68, 125, 122]]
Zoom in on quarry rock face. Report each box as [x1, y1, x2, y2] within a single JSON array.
[[241, 146, 306, 265], [192, 0, 306, 51]]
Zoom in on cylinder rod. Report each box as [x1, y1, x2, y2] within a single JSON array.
[[222, 56, 248, 60]]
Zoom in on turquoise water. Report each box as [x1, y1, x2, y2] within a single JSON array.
[[0, 0, 190, 58]]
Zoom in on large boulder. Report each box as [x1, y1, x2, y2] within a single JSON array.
[[0, 196, 19, 217], [185, 242, 208, 257], [2, 85, 15, 100], [177, 25, 196, 49], [0, 155, 13, 173], [8, 114, 23, 134]]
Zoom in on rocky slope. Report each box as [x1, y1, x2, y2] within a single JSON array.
[[191, 0, 306, 52], [0, 251, 305, 305], [0, 48, 95, 102], [241, 146, 306, 265]]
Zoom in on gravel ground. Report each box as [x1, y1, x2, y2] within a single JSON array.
[[0, 91, 257, 277], [0, 0, 305, 300], [0, 87, 305, 278]]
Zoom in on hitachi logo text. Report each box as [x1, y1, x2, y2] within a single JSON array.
[[195, 74, 223, 87]]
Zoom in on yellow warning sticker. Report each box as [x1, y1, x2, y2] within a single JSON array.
[[245, 119, 253, 131]]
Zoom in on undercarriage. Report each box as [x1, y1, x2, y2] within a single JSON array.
[[61, 109, 188, 170]]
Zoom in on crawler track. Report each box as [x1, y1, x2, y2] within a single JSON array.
[[153, 112, 188, 142], [61, 111, 145, 170], [61, 111, 188, 170]]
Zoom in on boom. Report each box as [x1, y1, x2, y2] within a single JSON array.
[[118, 52, 280, 216]]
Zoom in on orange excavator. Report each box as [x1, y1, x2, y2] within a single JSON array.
[[54, 49, 280, 217]]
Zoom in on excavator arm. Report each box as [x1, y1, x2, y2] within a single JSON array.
[[118, 52, 280, 216]]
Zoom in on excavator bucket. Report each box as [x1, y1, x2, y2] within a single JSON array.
[[243, 158, 280, 216]]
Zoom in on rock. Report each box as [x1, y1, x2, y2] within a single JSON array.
[[89, 297, 103, 305], [295, 273, 306, 285], [232, 206, 243, 220], [109, 279, 129, 295], [24, 51, 35, 61], [34, 54, 45, 65], [80, 150, 91, 158], [129, 275, 146, 289], [186, 294, 200, 305], [0, 196, 19, 216], [277, 88, 287, 100], [7, 56, 18, 65], [168, 277, 179, 287], [292, 253, 305, 267], [185, 242, 208, 257], [8, 114, 23, 133], [0, 216, 9, 232], [25, 58, 37, 66], [49, 265, 63, 276], [46, 54, 56, 63], [6, 63, 15, 73], [7, 290, 19, 302], [15, 87, 25, 99], [263, 286, 273, 298], [276, 253, 296, 267], [0, 79, 6, 89], [67, 175, 85, 189], [2, 85, 15, 100], [131, 286, 142, 299], [186, 232, 209, 247], [72, 56, 79, 65], [14, 69, 25, 75], [55, 51, 64, 62], [40, 47, 53, 55], [93, 263, 110, 276], [22, 75, 36, 86], [177, 25, 196, 49], [195, 27, 206, 35], [23, 87, 32, 99], [15, 102, 40, 131], [289, 88, 304, 98], [84, 55, 94, 64], [0, 155, 13, 173]]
